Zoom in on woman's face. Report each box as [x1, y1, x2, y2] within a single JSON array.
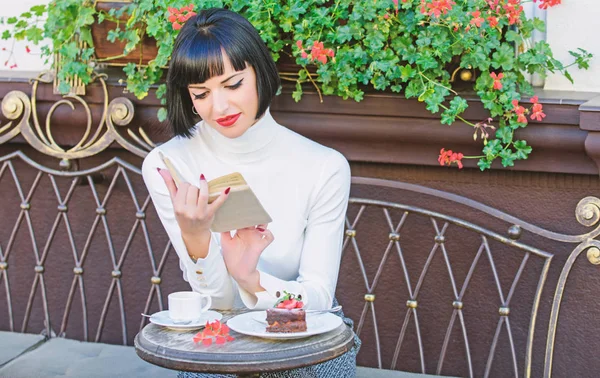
[[188, 52, 261, 139]]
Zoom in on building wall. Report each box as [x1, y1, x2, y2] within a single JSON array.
[[0, 0, 50, 75], [544, 0, 600, 93]]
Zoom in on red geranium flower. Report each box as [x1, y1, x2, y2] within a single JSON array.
[[530, 103, 546, 121], [512, 99, 528, 124], [490, 72, 504, 90], [534, 0, 561, 10], [470, 11, 484, 27], [168, 4, 196, 30], [419, 0, 456, 18], [487, 16, 499, 28], [438, 148, 464, 169], [193, 320, 235, 346]]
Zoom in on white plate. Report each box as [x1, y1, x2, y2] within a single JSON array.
[[149, 310, 222, 331], [227, 311, 343, 339]]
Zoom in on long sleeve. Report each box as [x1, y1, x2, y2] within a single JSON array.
[[238, 150, 351, 310], [141, 148, 236, 309]]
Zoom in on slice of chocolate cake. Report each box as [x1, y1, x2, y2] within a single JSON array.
[[266, 308, 307, 333], [266, 291, 307, 333]]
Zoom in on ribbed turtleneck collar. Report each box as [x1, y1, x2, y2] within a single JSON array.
[[198, 108, 280, 164]]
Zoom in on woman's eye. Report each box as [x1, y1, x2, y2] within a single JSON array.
[[192, 79, 242, 99], [226, 79, 243, 90]]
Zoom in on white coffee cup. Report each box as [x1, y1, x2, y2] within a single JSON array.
[[168, 291, 212, 322]]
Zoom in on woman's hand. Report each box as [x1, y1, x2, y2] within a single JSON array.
[[158, 168, 229, 244], [221, 225, 274, 285]]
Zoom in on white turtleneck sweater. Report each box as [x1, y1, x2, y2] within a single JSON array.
[[141, 109, 350, 310]]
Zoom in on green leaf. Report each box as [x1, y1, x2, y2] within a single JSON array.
[[492, 44, 514, 71], [292, 81, 303, 102], [123, 62, 136, 76], [478, 158, 492, 171], [60, 42, 79, 59], [390, 84, 402, 93], [400, 65, 414, 81], [440, 111, 456, 125], [483, 139, 502, 160], [77, 7, 96, 27], [448, 96, 468, 115], [499, 149, 516, 167], [107, 29, 120, 43], [30, 5, 46, 17], [156, 84, 167, 100], [504, 30, 520, 42], [405, 80, 422, 99], [513, 140, 532, 159], [157, 107, 167, 122], [496, 127, 513, 144], [563, 70, 573, 84], [418, 88, 434, 102], [79, 28, 92, 46], [57, 80, 71, 94], [336, 25, 353, 43], [532, 17, 546, 32]]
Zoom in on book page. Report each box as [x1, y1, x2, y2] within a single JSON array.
[[208, 172, 247, 194]]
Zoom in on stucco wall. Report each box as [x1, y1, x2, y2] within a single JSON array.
[[0, 0, 50, 75], [544, 0, 600, 93]]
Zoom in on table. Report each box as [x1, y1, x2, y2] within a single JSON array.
[[134, 309, 355, 377]]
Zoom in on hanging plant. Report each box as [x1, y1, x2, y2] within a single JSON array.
[[1, 0, 592, 170]]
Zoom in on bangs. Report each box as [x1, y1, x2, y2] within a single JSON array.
[[169, 31, 248, 88]]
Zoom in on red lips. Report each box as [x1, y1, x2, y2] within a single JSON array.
[[215, 113, 241, 127]]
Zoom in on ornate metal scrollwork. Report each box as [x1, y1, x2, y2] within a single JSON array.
[[543, 196, 600, 377], [575, 196, 600, 228], [0, 71, 156, 160]]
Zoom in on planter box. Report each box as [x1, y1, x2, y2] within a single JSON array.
[[92, 1, 158, 66]]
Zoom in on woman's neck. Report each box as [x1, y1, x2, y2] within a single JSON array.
[[199, 108, 280, 164]]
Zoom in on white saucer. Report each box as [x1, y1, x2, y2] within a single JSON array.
[[148, 310, 222, 330], [227, 311, 343, 339]]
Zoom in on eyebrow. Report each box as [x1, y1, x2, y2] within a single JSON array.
[[189, 72, 244, 89]]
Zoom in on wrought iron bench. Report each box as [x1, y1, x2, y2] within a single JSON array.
[[1, 86, 599, 377]]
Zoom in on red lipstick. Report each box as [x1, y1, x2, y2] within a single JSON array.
[[215, 113, 241, 127]]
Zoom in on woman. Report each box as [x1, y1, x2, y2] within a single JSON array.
[[142, 8, 360, 377]]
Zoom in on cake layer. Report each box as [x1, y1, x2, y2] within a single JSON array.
[[266, 308, 306, 322], [266, 321, 307, 333]]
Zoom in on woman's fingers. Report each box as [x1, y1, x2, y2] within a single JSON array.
[[258, 228, 274, 244], [186, 184, 199, 207], [255, 224, 268, 232], [208, 187, 230, 214], [173, 182, 190, 211], [157, 168, 178, 201], [197, 174, 210, 208]]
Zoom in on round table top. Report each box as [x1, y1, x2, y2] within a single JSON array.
[[134, 309, 355, 375]]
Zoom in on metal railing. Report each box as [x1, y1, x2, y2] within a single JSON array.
[[0, 75, 599, 377]]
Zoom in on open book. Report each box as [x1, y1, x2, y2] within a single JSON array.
[[159, 151, 272, 232]]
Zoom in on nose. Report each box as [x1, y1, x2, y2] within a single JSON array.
[[212, 90, 229, 114]]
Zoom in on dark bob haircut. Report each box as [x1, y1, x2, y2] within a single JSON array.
[[166, 8, 281, 138]]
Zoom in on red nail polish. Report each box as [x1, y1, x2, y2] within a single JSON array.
[[225, 187, 230, 195], [257, 227, 265, 232], [200, 174, 206, 181], [156, 167, 161, 173]]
